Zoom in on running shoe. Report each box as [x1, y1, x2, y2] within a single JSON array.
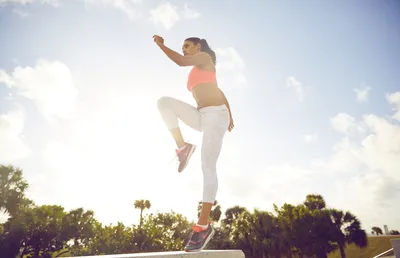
[[184, 223, 215, 252], [176, 142, 196, 173]]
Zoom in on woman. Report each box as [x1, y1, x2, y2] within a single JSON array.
[[154, 35, 234, 252]]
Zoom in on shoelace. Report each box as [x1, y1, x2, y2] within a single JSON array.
[[187, 225, 207, 245], [187, 232, 200, 244], [168, 148, 184, 165], [168, 144, 189, 165], [168, 154, 179, 165]]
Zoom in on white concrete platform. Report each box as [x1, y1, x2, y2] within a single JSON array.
[[66, 250, 245, 258]]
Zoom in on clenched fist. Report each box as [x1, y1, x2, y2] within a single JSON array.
[[153, 35, 164, 46]]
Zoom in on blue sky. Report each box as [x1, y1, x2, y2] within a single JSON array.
[[1, 0, 400, 233]]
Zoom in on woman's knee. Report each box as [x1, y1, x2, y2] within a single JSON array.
[[157, 96, 177, 109], [157, 96, 169, 109]]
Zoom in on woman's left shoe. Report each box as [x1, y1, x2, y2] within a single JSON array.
[[176, 142, 196, 173], [184, 223, 215, 252]]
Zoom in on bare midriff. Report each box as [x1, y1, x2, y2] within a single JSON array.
[[192, 83, 225, 109]]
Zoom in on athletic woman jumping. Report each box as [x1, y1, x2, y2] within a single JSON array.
[[153, 35, 234, 252]]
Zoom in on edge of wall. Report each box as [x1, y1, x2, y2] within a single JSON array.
[[65, 249, 245, 258]]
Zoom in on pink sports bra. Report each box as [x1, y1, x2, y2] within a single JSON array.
[[187, 66, 217, 92]]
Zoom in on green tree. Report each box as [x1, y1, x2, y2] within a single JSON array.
[[274, 203, 309, 257], [206, 226, 231, 250], [1, 205, 67, 258], [0, 204, 99, 258], [274, 199, 338, 258], [61, 208, 98, 256], [0, 165, 32, 218], [138, 211, 192, 252], [134, 199, 151, 229], [372, 226, 383, 235], [229, 209, 256, 257], [304, 194, 326, 211], [305, 209, 338, 258], [302, 195, 338, 257], [83, 221, 135, 255], [221, 205, 247, 231], [230, 209, 288, 258], [390, 230, 400, 235], [329, 209, 368, 258]]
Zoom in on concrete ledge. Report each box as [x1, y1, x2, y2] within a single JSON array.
[[66, 250, 245, 258], [372, 248, 393, 258], [391, 238, 400, 257]]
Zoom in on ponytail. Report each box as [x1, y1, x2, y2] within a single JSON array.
[[200, 39, 216, 65], [185, 37, 217, 65]]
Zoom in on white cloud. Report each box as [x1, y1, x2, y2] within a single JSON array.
[[353, 86, 371, 103], [0, 0, 59, 18], [0, 0, 60, 7], [84, 0, 143, 20], [181, 3, 200, 19], [330, 112, 366, 136], [220, 91, 400, 230], [387, 91, 400, 121], [360, 114, 400, 178], [327, 137, 363, 174], [323, 97, 400, 228], [222, 162, 319, 211], [0, 107, 31, 163], [303, 133, 318, 143], [149, 2, 180, 30], [0, 70, 13, 87], [286, 76, 304, 101], [12, 8, 28, 17], [0, 59, 79, 123], [328, 113, 400, 225], [149, 2, 200, 30], [330, 113, 354, 133], [84, 0, 199, 29], [215, 47, 246, 89]]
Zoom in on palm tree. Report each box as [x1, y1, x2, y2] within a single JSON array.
[[304, 194, 326, 211], [222, 205, 247, 228], [230, 210, 256, 257], [329, 209, 368, 258], [230, 209, 289, 258], [134, 199, 151, 229]]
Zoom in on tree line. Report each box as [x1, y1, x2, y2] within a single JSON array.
[[0, 164, 396, 258], [371, 226, 399, 236]]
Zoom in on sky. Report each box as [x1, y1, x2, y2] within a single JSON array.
[[0, 0, 400, 234]]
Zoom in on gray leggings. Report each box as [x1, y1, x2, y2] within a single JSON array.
[[157, 96, 230, 203]]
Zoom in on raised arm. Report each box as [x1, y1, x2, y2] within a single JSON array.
[[153, 35, 211, 67], [161, 45, 211, 67]]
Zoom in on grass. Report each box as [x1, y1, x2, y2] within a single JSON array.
[[328, 235, 400, 258]]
